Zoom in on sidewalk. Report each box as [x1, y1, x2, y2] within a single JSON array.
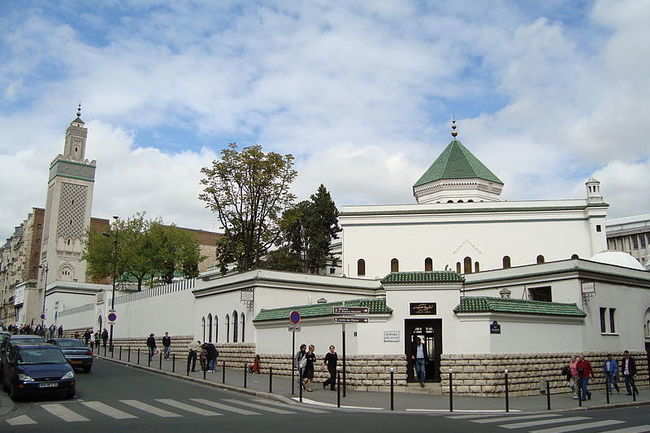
[[100, 350, 650, 413]]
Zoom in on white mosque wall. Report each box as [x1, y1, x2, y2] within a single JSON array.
[[255, 321, 353, 355]]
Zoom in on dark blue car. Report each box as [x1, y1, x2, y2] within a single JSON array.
[[2, 344, 75, 401]]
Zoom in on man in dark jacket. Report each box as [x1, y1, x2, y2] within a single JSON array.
[[205, 342, 218, 372], [576, 355, 593, 401], [162, 332, 172, 360], [621, 350, 639, 396], [323, 345, 338, 391], [146, 333, 156, 361], [101, 328, 109, 347], [83, 329, 91, 345]]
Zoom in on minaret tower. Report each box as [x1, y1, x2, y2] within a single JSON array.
[[40, 106, 96, 285]]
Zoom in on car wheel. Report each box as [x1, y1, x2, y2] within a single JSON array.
[[65, 387, 75, 399], [83, 366, 91, 373], [9, 383, 21, 401]]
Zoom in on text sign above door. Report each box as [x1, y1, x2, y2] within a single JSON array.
[[333, 306, 369, 315], [409, 303, 437, 315]]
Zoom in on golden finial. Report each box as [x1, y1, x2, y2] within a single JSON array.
[[451, 119, 458, 138]]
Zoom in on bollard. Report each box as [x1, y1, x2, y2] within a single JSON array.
[[390, 368, 394, 411], [128, 347, 131, 363], [546, 381, 551, 410], [269, 367, 273, 393], [137, 348, 140, 364], [172, 353, 176, 373], [187, 357, 190, 376], [119, 346, 122, 361], [244, 363, 247, 388], [578, 384, 582, 407], [159, 352, 162, 369], [148, 351, 151, 367], [299, 372, 303, 403], [504, 369, 509, 413], [606, 378, 610, 404], [203, 365, 207, 380], [222, 360, 226, 383], [337, 371, 341, 408], [449, 369, 454, 412]]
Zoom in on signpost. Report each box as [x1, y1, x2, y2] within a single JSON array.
[[107, 311, 117, 325], [333, 306, 368, 315], [333, 305, 369, 397], [289, 311, 300, 395]]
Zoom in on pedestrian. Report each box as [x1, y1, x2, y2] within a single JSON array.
[[248, 355, 261, 374], [58, 325, 64, 338], [295, 344, 307, 390], [205, 341, 218, 372], [49, 324, 56, 339], [621, 350, 639, 396], [74, 331, 80, 339], [84, 329, 91, 346], [187, 340, 200, 372], [89, 330, 96, 351], [569, 356, 579, 397], [603, 354, 620, 393], [412, 336, 428, 387], [303, 344, 316, 392], [199, 343, 208, 371], [146, 333, 156, 361], [102, 328, 109, 347], [162, 332, 172, 360], [576, 355, 593, 401], [94, 331, 100, 351], [323, 345, 338, 391]]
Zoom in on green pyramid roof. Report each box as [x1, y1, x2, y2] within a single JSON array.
[[414, 140, 503, 187], [453, 297, 586, 317]]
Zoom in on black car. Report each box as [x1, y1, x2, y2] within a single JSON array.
[[47, 339, 93, 372], [1, 335, 44, 377], [2, 344, 75, 401]]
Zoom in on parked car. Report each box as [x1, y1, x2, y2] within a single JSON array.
[[47, 339, 93, 372], [1, 335, 44, 378], [2, 343, 75, 401]]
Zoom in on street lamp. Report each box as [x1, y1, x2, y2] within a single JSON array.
[[39, 263, 49, 332], [102, 216, 119, 352]]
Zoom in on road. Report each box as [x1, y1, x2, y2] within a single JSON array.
[[1, 359, 649, 433]]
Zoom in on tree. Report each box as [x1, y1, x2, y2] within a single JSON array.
[[149, 222, 203, 283], [199, 143, 297, 273]]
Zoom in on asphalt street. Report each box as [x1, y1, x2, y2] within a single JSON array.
[[1, 359, 649, 433]]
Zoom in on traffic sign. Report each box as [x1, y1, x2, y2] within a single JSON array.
[[288, 326, 301, 332], [335, 317, 368, 323], [40, 313, 45, 320], [107, 311, 117, 324], [289, 310, 301, 324], [333, 306, 369, 315]]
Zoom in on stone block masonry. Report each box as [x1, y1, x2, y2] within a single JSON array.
[[440, 351, 649, 397]]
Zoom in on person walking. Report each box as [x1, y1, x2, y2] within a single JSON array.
[[576, 355, 593, 401], [412, 337, 428, 387], [83, 329, 91, 346], [323, 345, 338, 391], [146, 333, 156, 361], [569, 356, 579, 397], [89, 330, 95, 352], [295, 344, 307, 390], [303, 344, 316, 392], [187, 340, 200, 372], [93, 331, 100, 352], [248, 355, 261, 374], [205, 341, 218, 372], [199, 343, 208, 372], [101, 328, 109, 347], [57, 325, 64, 338], [162, 332, 172, 360], [603, 354, 620, 393], [621, 350, 639, 396]]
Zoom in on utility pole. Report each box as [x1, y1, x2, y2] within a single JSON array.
[[103, 216, 119, 352], [39, 263, 49, 330]]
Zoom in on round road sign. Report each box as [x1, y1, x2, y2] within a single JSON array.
[[107, 311, 117, 323], [40, 313, 45, 320], [289, 310, 301, 324]]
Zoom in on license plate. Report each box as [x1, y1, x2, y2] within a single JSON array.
[[70, 360, 82, 364], [38, 382, 59, 388]]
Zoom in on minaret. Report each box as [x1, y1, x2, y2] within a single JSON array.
[[585, 177, 603, 203], [39, 106, 96, 286]]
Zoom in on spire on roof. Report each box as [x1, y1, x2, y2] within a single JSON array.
[[451, 119, 458, 138], [76, 104, 82, 119]]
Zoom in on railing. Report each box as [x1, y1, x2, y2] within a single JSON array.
[[114, 278, 196, 305]]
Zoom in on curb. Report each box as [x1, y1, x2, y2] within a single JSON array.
[[0, 392, 15, 417], [97, 355, 297, 407]]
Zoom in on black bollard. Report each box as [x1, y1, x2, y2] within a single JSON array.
[[449, 369, 454, 412], [222, 360, 226, 383], [159, 352, 162, 369], [119, 346, 122, 360], [299, 372, 303, 403], [172, 353, 176, 373], [187, 356, 190, 376], [203, 364, 207, 380], [128, 347, 131, 363], [137, 348, 140, 364], [606, 378, 610, 404], [578, 384, 582, 407], [148, 351, 151, 367], [546, 381, 551, 410], [337, 371, 341, 408], [390, 369, 394, 411], [269, 367, 273, 393], [504, 370, 510, 413], [244, 363, 247, 388]]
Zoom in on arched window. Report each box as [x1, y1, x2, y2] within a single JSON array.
[[447, 200, 454, 203], [502, 256, 511, 269], [425, 257, 433, 272], [207, 314, 213, 342], [225, 314, 230, 343], [468, 199, 474, 202], [456, 262, 461, 273], [233, 311, 239, 343], [390, 258, 399, 273], [458, 200, 464, 203], [214, 315, 219, 343], [463, 257, 472, 274], [536, 255, 545, 264], [201, 317, 206, 342], [357, 259, 366, 276], [241, 312, 245, 343], [474, 261, 480, 272], [571, 254, 579, 259]]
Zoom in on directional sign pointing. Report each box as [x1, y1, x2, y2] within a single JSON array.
[[333, 306, 369, 315], [335, 317, 368, 323]]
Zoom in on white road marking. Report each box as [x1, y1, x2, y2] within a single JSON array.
[[120, 400, 181, 418], [81, 401, 137, 419], [473, 414, 561, 423], [502, 416, 591, 429], [223, 398, 296, 414], [253, 398, 329, 414], [41, 404, 90, 422], [292, 397, 383, 410], [530, 420, 625, 433], [6, 415, 37, 426], [155, 399, 221, 416], [598, 427, 650, 433], [446, 413, 513, 419], [190, 398, 261, 415]]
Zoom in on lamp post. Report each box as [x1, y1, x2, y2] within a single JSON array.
[[39, 263, 49, 331], [102, 216, 119, 352]]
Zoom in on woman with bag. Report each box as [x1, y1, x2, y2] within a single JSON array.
[[295, 344, 307, 390], [303, 345, 317, 392]]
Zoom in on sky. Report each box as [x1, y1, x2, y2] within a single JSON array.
[[1, 0, 649, 241]]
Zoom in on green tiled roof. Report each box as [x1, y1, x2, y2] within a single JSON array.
[[414, 140, 503, 187], [453, 296, 586, 317], [381, 271, 464, 284], [253, 298, 392, 322]]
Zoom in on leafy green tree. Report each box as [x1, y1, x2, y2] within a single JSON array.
[[199, 143, 297, 273], [149, 222, 204, 283]]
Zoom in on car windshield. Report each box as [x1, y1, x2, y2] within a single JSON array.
[[55, 339, 86, 348], [12, 337, 44, 344], [17, 348, 67, 364]]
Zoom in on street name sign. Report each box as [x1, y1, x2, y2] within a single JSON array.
[[335, 317, 368, 323], [333, 306, 369, 315], [288, 326, 301, 332]]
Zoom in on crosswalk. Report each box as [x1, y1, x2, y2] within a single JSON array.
[[4, 396, 332, 427], [446, 412, 650, 433]]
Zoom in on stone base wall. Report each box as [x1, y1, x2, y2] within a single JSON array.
[[440, 352, 649, 397]]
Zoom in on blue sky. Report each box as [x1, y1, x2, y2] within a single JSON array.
[[1, 0, 649, 240]]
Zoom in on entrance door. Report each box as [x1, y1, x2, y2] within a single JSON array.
[[404, 319, 442, 382]]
